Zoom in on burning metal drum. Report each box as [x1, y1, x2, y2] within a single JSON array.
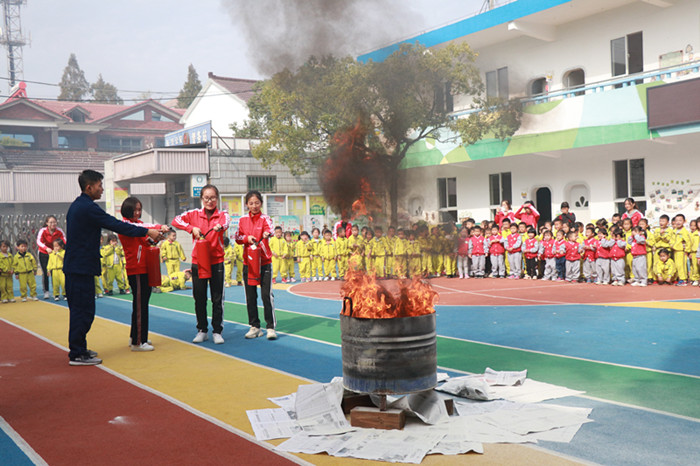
[[340, 300, 437, 395]]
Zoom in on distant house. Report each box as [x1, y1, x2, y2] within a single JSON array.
[[0, 89, 184, 216]]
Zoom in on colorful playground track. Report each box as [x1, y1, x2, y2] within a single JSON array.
[[1, 277, 699, 465]]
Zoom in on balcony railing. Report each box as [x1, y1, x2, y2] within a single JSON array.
[[450, 59, 700, 118]]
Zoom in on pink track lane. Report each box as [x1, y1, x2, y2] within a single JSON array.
[[290, 277, 700, 306]]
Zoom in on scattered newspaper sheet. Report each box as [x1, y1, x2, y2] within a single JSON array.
[[246, 408, 301, 441], [295, 380, 354, 435]]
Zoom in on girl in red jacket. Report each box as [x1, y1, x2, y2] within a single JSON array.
[[235, 190, 277, 340], [36, 215, 67, 300], [120, 197, 168, 351], [515, 201, 540, 228], [173, 184, 230, 344]]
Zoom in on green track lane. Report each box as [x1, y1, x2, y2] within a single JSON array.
[[113, 293, 700, 419]]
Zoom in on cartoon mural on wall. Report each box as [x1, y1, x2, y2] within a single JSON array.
[[647, 178, 700, 220]]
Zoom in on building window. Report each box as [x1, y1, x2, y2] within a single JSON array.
[[530, 77, 547, 97], [58, 134, 86, 149], [489, 172, 512, 218], [614, 159, 646, 213], [68, 110, 86, 122], [437, 177, 457, 222], [563, 68, 585, 96], [486, 67, 509, 99], [247, 175, 277, 193], [434, 81, 454, 113], [152, 111, 176, 123], [0, 132, 34, 148], [611, 32, 643, 87], [121, 110, 145, 121], [98, 136, 142, 152]]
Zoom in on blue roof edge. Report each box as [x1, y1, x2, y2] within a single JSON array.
[[358, 0, 572, 63]]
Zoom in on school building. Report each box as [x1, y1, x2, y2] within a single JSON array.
[[360, 0, 700, 226]]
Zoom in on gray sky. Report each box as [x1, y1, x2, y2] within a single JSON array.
[[5, 0, 486, 102]]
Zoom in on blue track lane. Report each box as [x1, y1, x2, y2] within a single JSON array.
[[0, 430, 35, 466]]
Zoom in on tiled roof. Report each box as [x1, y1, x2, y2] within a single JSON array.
[[34, 100, 136, 122], [208, 72, 258, 103], [0, 149, 114, 171]]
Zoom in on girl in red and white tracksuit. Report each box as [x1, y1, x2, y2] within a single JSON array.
[[172, 185, 230, 343], [456, 228, 470, 279], [119, 197, 166, 351], [235, 190, 277, 340], [36, 215, 67, 299]]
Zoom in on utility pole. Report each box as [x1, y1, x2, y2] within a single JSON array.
[[0, 0, 27, 91]]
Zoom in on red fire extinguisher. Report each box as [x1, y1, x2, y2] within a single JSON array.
[[193, 229, 212, 279], [145, 241, 161, 287]]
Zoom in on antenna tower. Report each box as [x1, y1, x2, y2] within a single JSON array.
[[0, 0, 27, 91]]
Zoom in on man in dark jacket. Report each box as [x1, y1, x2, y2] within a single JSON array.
[[64, 170, 161, 366]]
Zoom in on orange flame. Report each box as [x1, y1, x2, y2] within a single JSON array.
[[340, 270, 438, 319]]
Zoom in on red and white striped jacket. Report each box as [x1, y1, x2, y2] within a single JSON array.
[[119, 218, 163, 275]]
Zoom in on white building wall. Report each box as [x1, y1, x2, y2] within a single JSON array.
[[402, 135, 700, 226], [182, 83, 250, 138], [453, 0, 700, 109]]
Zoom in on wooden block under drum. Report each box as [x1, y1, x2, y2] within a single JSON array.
[[341, 394, 374, 414], [350, 407, 406, 430]]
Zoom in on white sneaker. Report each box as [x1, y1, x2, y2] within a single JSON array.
[[323, 277, 329, 281], [54, 296, 59, 301], [245, 327, 264, 339], [97, 293, 103, 298], [213, 333, 224, 344], [21, 298, 27, 302], [128, 339, 152, 347], [693, 281, 699, 286], [631, 282, 639, 287], [312, 277, 318, 282], [44, 291, 50, 299], [192, 331, 208, 343], [131, 342, 154, 352], [330, 277, 335, 281], [266, 329, 278, 340]]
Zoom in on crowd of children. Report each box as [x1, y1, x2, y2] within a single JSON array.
[[215, 209, 700, 288], [2, 203, 699, 303]]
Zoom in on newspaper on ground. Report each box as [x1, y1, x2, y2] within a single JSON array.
[[267, 393, 297, 419], [371, 390, 450, 425], [295, 379, 354, 435], [404, 421, 483, 455], [437, 375, 495, 400], [474, 403, 593, 435], [246, 408, 302, 441], [484, 367, 527, 386]]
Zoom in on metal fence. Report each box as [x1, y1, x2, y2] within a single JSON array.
[[0, 214, 66, 258]]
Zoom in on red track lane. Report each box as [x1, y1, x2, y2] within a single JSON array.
[[0, 321, 295, 466], [291, 277, 700, 306]]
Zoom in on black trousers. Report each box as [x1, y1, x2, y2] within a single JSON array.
[[192, 262, 224, 334], [525, 257, 537, 277], [243, 263, 275, 329], [39, 252, 50, 292], [128, 274, 151, 345], [65, 273, 96, 360]]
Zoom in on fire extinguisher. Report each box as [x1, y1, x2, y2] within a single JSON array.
[[193, 229, 212, 279], [145, 240, 162, 287]]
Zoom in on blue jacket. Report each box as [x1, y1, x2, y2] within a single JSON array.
[[64, 193, 148, 276]]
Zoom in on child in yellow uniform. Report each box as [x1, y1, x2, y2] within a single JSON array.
[[443, 225, 457, 278], [371, 227, 388, 278], [102, 234, 127, 295], [234, 242, 245, 285], [296, 231, 312, 282], [47, 239, 66, 300], [335, 227, 349, 279], [689, 219, 699, 286], [385, 226, 397, 278], [501, 219, 513, 275], [654, 248, 677, 284], [223, 237, 235, 287], [407, 230, 422, 278], [319, 229, 337, 280], [13, 240, 38, 301], [671, 214, 692, 286], [417, 226, 431, 276], [269, 226, 285, 284], [651, 215, 674, 272], [284, 231, 296, 282], [0, 240, 14, 303], [310, 228, 323, 281], [158, 269, 192, 293], [393, 229, 409, 279], [160, 230, 186, 276], [347, 224, 365, 272], [621, 218, 634, 282], [638, 218, 655, 283], [429, 227, 444, 277]]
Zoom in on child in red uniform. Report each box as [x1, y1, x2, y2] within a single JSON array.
[[486, 225, 506, 278], [540, 230, 556, 281], [456, 228, 470, 279], [581, 226, 598, 283], [554, 230, 567, 281], [469, 226, 487, 278], [564, 231, 582, 282], [523, 227, 539, 279], [119, 197, 169, 351]]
